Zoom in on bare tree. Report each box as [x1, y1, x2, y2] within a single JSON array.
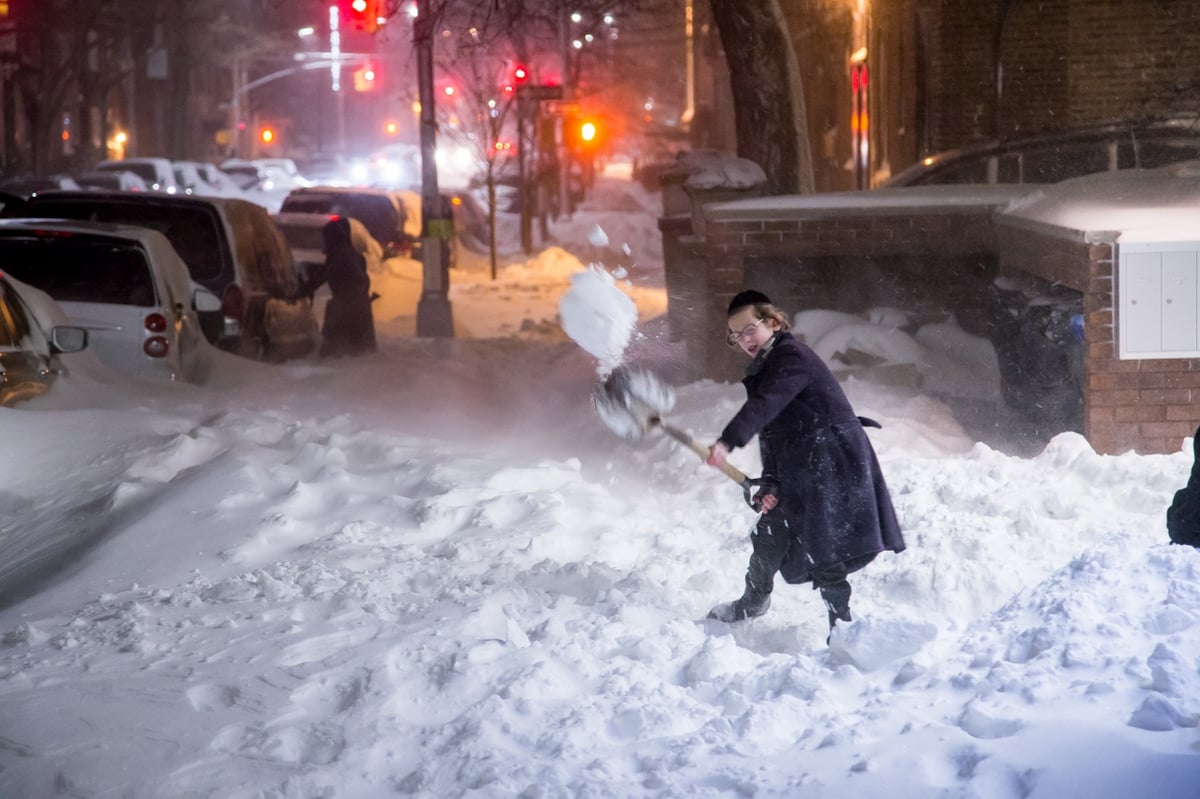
[[433, 33, 522, 279]]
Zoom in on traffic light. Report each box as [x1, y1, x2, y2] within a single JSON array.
[[354, 64, 377, 92], [259, 126, 276, 145], [504, 62, 530, 95], [569, 118, 602, 151], [342, 0, 379, 32], [580, 121, 597, 145]]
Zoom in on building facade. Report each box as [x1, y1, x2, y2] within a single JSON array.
[[867, 0, 1200, 184]]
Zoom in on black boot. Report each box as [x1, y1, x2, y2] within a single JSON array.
[[814, 571, 853, 645], [707, 591, 770, 622], [826, 605, 852, 645], [707, 575, 771, 622]]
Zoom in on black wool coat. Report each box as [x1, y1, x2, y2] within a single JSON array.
[[719, 331, 905, 580], [319, 218, 376, 358]]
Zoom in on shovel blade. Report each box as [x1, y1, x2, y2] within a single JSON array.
[[593, 366, 676, 440]]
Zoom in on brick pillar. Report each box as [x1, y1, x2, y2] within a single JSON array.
[[1033, 234, 1200, 455]]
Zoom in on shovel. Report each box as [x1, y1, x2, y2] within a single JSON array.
[[594, 366, 772, 509]]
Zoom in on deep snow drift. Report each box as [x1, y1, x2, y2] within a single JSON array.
[[1, 174, 1198, 799]]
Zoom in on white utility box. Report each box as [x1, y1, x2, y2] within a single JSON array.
[[1119, 240, 1200, 359]]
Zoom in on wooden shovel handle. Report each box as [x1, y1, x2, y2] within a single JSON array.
[[657, 421, 750, 485]]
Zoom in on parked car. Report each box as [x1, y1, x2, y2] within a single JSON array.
[[172, 161, 211, 195], [220, 159, 302, 213], [7, 191, 317, 361], [279, 186, 411, 256], [95, 158, 178, 193], [0, 219, 219, 383], [388, 188, 488, 266], [219, 159, 268, 191], [0, 271, 89, 406], [882, 119, 1200, 187], [74, 170, 148, 192], [271, 212, 383, 291], [193, 163, 246, 198], [0, 175, 82, 198], [256, 157, 304, 181]]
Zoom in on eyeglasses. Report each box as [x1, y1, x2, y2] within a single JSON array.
[[726, 318, 766, 347]]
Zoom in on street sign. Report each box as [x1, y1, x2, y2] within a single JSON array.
[[545, 101, 582, 116], [521, 85, 564, 101]]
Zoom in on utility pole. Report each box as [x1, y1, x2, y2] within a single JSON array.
[[558, 4, 571, 220], [414, 0, 453, 337], [329, 3, 347, 157]]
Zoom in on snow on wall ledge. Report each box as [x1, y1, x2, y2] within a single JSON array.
[[676, 148, 767, 191]]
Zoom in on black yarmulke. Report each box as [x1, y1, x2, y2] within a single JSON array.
[[727, 290, 772, 315]]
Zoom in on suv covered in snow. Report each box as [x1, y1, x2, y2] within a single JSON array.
[[7, 191, 316, 361], [279, 186, 411, 256]]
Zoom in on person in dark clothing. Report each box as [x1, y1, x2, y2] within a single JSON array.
[[705, 290, 905, 640], [1166, 425, 1200, 547], [315, 217, 376, 358]]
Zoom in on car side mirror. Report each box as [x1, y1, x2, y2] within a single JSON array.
[[50, 326, 88, 353], [193, 285, 223, 312]]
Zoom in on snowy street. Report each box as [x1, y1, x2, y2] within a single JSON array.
[[1, 176, 1199, 798]]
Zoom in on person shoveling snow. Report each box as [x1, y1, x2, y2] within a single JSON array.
[[560, 269, 905, 643], [703, 290, 906, 641]]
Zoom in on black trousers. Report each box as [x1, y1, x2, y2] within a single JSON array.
[[745, 514, 870, 620]]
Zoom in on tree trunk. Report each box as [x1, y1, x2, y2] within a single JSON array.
[[708, 0, 814, 195]]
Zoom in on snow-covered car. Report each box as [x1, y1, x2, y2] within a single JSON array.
[[172, 161, 211, 196], [74, 169, 148, 192], [271, 212, 383, 291], [0, 219, 219, 383], [220, 159, 305, 213], [0, 271, 89, 406], [279, 186, 410, 256], [255, 157, 304, 181], [193, 163, 246, 198], [10, 191, 318, 361], [95, 157, 178, 193]]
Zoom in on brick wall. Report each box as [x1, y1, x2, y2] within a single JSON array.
[[870, 0, 1200, 183], [699, 200, 1001, 382], [1066, 0, 1200, 125]]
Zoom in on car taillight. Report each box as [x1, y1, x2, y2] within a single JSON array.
[[143, 337, 169, 358], [144, 313, 167, 333], [221, 285, 244, 321]]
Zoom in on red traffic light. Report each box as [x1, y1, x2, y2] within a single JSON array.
[[503, 63, 530, 95], [342, 0, 379, 31]]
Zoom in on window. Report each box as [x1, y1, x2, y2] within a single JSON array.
[[0, 236, 157, 306], [23, 199, 227, 282]]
